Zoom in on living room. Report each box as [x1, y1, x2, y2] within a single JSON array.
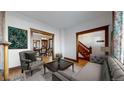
[[0, 0, 124, 93], [0, 11, 124, 81]]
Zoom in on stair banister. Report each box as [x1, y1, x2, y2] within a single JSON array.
[[0, 41, 11, 80], [78, 41, 92, 61]]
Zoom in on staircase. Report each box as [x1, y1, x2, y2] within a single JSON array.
[[78, 41, 92, 61]]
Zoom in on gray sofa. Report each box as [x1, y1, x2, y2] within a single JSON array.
[[52, 56, 124, 81]]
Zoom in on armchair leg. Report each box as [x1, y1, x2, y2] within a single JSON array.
[[72, 64, 74, 72], [21, 69, 24, 73], [31, 70, 33, 76], [43, 65, 46, 74]]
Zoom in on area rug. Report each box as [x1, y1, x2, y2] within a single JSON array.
[[11, 63, 83, 81], [24, 64, 82, 81]]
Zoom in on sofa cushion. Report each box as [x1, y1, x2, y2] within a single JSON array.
[[112, 69, 124, 80], [108, 56, 124, 81], [74, 62, 102, 81], [108, 56, 117, 76], [111, 65, 120, 76], [108, 61, 117, 71], [114, 76, 124, 81], [108, 57, 116, 66], [58, 71, 76, 81], [113, 58, 124, 71], [101, 60, 111, 81], [25, 52, 36, 61], [29, 61, 43, 70]]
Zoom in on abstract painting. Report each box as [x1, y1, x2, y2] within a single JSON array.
[[8, 26, 28, 49]]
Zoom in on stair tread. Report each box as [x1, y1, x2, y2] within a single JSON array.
[[78, 42, 92, 61]]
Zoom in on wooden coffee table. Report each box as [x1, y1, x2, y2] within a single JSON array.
[[43, 59, 74, 74]]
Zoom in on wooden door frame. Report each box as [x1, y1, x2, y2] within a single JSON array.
[[76, 25, 109, 62], [30, 28, 55, 59], [49, 38, 53, 49]]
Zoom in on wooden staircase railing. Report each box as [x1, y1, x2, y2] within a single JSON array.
[[78, 41, 92, 61], [79, 41, 89, 52]]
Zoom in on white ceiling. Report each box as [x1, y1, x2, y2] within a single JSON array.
[[19, 11, 112, 29]]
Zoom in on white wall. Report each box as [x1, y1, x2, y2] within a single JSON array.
[[61, 12, 112, 59], [5, 12, 61, 68], [79, 31, 105, 56], [59, 29, 66, 58]]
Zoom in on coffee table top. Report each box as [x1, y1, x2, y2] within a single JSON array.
[[44, 59, 74, 72]]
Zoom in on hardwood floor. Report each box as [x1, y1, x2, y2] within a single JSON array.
[[0, 73, 3, 80], [42, 56, 52, 63], [0, 68, 22, 81], [9, 68, 22, 80], [75, 59, 88, 67]]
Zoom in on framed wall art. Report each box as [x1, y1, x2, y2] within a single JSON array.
[[8, 26, 28, 49]]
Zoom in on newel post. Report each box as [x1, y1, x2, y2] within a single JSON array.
[[0, 41, 11, 80]]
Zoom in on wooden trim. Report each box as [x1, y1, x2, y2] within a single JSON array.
[[52, 35, 54, 60], [9, 66, 21, 71], [76, 25, 109, 62], [30, 28, 54, 36], [49, 38, 53, 48], [76, 25, 109, 35], [111, 11, 115, 55], [105, 26, 109, 55], [76, 33, 78, 62], [112, 11, 115, 30], [78, 41, 90, 51], [64, 57, 77, 62], [30, 28, 55, 60]]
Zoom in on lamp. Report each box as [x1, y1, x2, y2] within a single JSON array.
[[55, 53, 62, 62], [101, 47, 110, 52], [101, 47, 110, 55]]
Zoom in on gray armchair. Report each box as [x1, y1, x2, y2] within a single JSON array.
[[19, 51, 43, 75]]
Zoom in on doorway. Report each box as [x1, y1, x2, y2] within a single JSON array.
[[30, 28, 54, 61], [76, 25, 109, 62]]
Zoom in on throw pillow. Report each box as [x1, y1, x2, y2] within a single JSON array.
[[25, 52, 36, 61]]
